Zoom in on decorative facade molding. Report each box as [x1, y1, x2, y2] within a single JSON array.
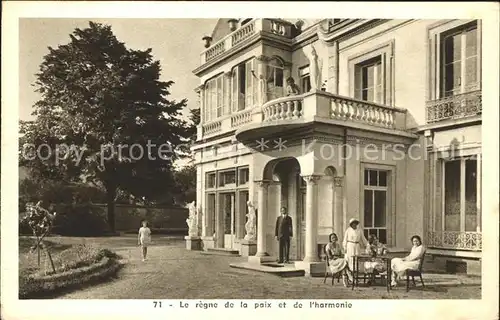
[[194, 84, 205, 93], [256, 55, 272, 62], [333, 176, 344, 187], [318, 19, 382, 43], [255, 180, 271, 188], [302, 175, 321, 185]]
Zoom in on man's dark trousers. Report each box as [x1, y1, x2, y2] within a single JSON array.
[[275, 215, 293, 263], [278, 236, 290, 263]]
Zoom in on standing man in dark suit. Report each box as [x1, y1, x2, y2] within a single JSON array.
[[275, 207, 293, 263]]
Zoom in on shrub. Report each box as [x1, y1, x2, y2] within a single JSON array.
[[19, 219, 33, 235], [19, 257, 122, 299]]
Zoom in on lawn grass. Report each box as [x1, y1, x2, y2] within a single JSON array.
[[18, 236, 122, 298], [19, 237, 121, 276]]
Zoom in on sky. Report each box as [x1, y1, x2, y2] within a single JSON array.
[[19, 18, 218, 121]]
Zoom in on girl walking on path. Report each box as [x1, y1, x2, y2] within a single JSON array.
[[138, 220, 152, 261]]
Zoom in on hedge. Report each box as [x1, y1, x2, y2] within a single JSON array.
[[19, 204, 110, 237], [19, 248, 122, 299]]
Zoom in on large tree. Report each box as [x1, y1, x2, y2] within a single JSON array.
[[20, 22, 192, 231]]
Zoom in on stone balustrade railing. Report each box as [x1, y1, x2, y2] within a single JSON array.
[[262, 95, 304, 122], [330, 95, 406, 129], [200, 19, 294, 65], [231, 21, 256, 47], [427, 230, 482, 251], [202, 121, 222, 136], [426, 90, 482, 123], [231, 109, 253, 128], [198, 91, 409, 140], [269, 19, 287, 36], [199, 109, 254, 140], [205, 41, 226, 62]]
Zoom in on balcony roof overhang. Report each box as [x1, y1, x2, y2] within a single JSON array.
[[235, 119, 312, 143], [235, 117, 419, 146]]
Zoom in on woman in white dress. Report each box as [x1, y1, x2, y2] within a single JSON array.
[[138, 220, 152, 261], [342, 218, 369, 282], [390, 235, 425, 287], [324, 233, 350, 287]]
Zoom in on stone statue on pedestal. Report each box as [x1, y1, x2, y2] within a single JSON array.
[[307, 44, 323, 92], [186, 201, 198, 237], [244, 201, 257, 241]]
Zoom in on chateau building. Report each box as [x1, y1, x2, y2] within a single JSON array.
[[189, 18, 482, 275]]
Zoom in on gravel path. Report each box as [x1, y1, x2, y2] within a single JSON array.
[[55, 236, 481, 300]]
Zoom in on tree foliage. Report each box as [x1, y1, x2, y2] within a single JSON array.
[[20, 22, 193, 231], [172, 164, 196, 205]]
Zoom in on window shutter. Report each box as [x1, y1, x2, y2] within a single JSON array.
[[354, 66, 362, 99]]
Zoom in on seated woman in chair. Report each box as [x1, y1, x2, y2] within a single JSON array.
[[390, 235, 425, 287], [325, 233, 351, 287], [363, 235, 388, 274]]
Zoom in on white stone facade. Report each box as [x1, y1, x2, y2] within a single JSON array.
[[191, 19, 482, 274]]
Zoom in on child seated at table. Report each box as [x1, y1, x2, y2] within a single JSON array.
[[363, 235, 388, 275]]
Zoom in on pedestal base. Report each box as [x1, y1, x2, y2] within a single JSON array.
[[294, 261, 325, 277], [248, 255, 276, 265], [201, 236, 215, 250], [240, 239, 257, 256], [184, 236, 202, 251]]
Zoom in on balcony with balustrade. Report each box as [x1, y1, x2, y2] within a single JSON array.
[[196, 18, 295, 70], [230, 90, 417, 144], [427, 230, 482, 251], [426, 90, 482, 124]]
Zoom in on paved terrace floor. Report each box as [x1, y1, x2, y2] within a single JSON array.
[[42, 235, 480, 299]]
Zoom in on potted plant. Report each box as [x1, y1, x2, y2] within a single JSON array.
[[228, 19, 238, 32], [202, 36, 212, 48]]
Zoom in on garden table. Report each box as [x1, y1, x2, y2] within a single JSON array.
[[351, 253, 395, 293]]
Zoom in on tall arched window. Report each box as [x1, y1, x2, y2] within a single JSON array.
[[266, 57, 285, 101], [231, 58, 257, 112]]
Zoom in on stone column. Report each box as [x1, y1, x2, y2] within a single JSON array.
[[333, 176, 344, 238], [255, 180, 270, 257], [287, 170, 298, 260], [303, 175, 321, 262]]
